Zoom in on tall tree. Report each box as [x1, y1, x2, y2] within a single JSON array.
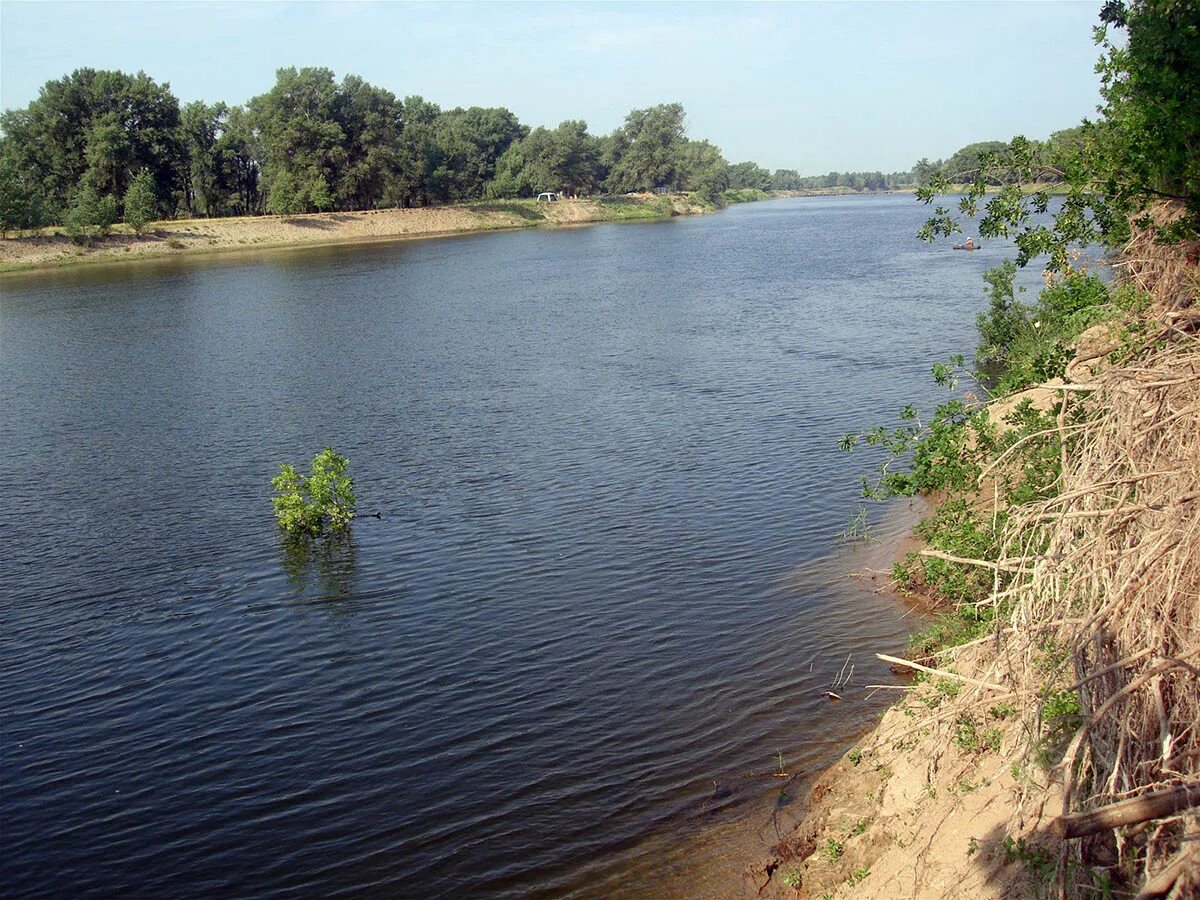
[[0, 68, 183, 220], [728, 161, 771, 191], [426, 106, 527, 202], [676, 140, 729, 197], [332, 75, 405, 210], [486, 119, 601, 198], [604, 103, 687, 193], [941, 141, 1010, 183], [392, 95, 441, 207], [249, 67, 345, 214], [181, 101, 228, 217], [216, 106, 262, 216], [0, 147, 48, 234]]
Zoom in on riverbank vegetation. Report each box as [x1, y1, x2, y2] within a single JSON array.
[[0, 66, 808, 237], [804, 2, 1199, 896], [2, 61, 1094, 240]]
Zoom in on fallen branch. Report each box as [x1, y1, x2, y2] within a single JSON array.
[[1052, 782, 1200, 839], [875, 653, 1008, 692], [917, 549, 1025, 573]]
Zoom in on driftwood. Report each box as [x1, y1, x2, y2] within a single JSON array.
[[1051, 782, 1200, 839]]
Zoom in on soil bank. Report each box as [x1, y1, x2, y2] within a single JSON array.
[[0, 194, 712, 275]]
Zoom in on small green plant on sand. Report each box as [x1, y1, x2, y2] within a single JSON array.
[[272, 448, 356, 535], [846, 865, 870, 886], [953, 715, 1002, 754], [822, 837, 845, 862], [779, 868, 803, 888]]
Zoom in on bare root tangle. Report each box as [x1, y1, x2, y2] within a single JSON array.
[[970, 210, 1200, 895]]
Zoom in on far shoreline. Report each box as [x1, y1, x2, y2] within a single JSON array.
[[0, 194, 718, 277], [0, 187, 931, 278]]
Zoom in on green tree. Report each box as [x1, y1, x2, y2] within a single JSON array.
[[676, 139, 729, 198], [487, 119, 603, 198], [122, 169, 158, 233], [216, 106, 262, 215], [425, 106, 527, 202], [181, 101, 229, 216], [0, 151, 47, 235], [604, 103, 687, 193], [486, 141, 541, 198], [264, 169, 306, 215], [249, 67, 346, 215], [272, 449, 356, 536], [770, 169, 801, 191], [0, 69, 183, 223], [391, 95, 441, 207], [941, 141, 1011, 183], [540, 119, 602, 195], [728, 161, 771, 191], [63, 185, 118, 244], [331, 75, 405, 210], [1092, 0, 1200, 232]]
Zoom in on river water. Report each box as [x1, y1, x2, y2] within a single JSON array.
[[1, 196, 1023, 897]]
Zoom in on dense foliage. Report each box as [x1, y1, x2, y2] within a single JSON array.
[[769, 168, 914, 191], [0, 68, 765, 229], [272, 449, 356, 536], [2, 62, 1091, 234]]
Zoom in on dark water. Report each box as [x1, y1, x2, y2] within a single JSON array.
[[1, 196, 1021, 897]]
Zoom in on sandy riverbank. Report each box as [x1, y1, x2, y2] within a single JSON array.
[[751, 643, 1062, 899], [742, 386, 1075, 899], [0, 194, 710, 274]]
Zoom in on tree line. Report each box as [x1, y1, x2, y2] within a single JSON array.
[[0, 68, 788, 233], [0, 64, 1096, 236]]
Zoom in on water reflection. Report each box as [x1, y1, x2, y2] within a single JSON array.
[[279, 531, 359, 601]]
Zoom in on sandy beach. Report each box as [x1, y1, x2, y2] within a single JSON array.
[[0, 195, 709, 274]]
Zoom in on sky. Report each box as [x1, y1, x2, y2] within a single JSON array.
[[0, 1, 1108, 174]]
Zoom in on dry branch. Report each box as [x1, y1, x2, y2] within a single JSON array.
[[1051, 782, 1200, 838], [874, 653, 1008, 692]]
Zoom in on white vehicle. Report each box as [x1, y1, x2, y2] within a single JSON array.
[[535, 192, 559, 202]]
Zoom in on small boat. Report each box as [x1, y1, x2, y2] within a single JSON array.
[[953, 239, 979, 251]]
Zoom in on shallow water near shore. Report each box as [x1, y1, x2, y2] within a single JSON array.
[[1, 195, 1037, 897]]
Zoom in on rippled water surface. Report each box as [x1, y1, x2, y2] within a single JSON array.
[[2, 196, 1021, 896]]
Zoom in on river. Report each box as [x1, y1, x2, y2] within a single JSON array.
[[1, 195, 1026, 897]]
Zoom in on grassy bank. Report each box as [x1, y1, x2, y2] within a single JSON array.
[[755, 207, 1199, 898], [0, 193, 718, 274]]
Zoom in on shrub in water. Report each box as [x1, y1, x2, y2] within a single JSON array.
[[272, 448, 356, 535]]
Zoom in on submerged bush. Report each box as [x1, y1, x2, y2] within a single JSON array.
[[272, 448, 356, 535]]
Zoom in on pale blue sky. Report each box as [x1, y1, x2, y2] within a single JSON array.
[[1, 1, 1107, 173]]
